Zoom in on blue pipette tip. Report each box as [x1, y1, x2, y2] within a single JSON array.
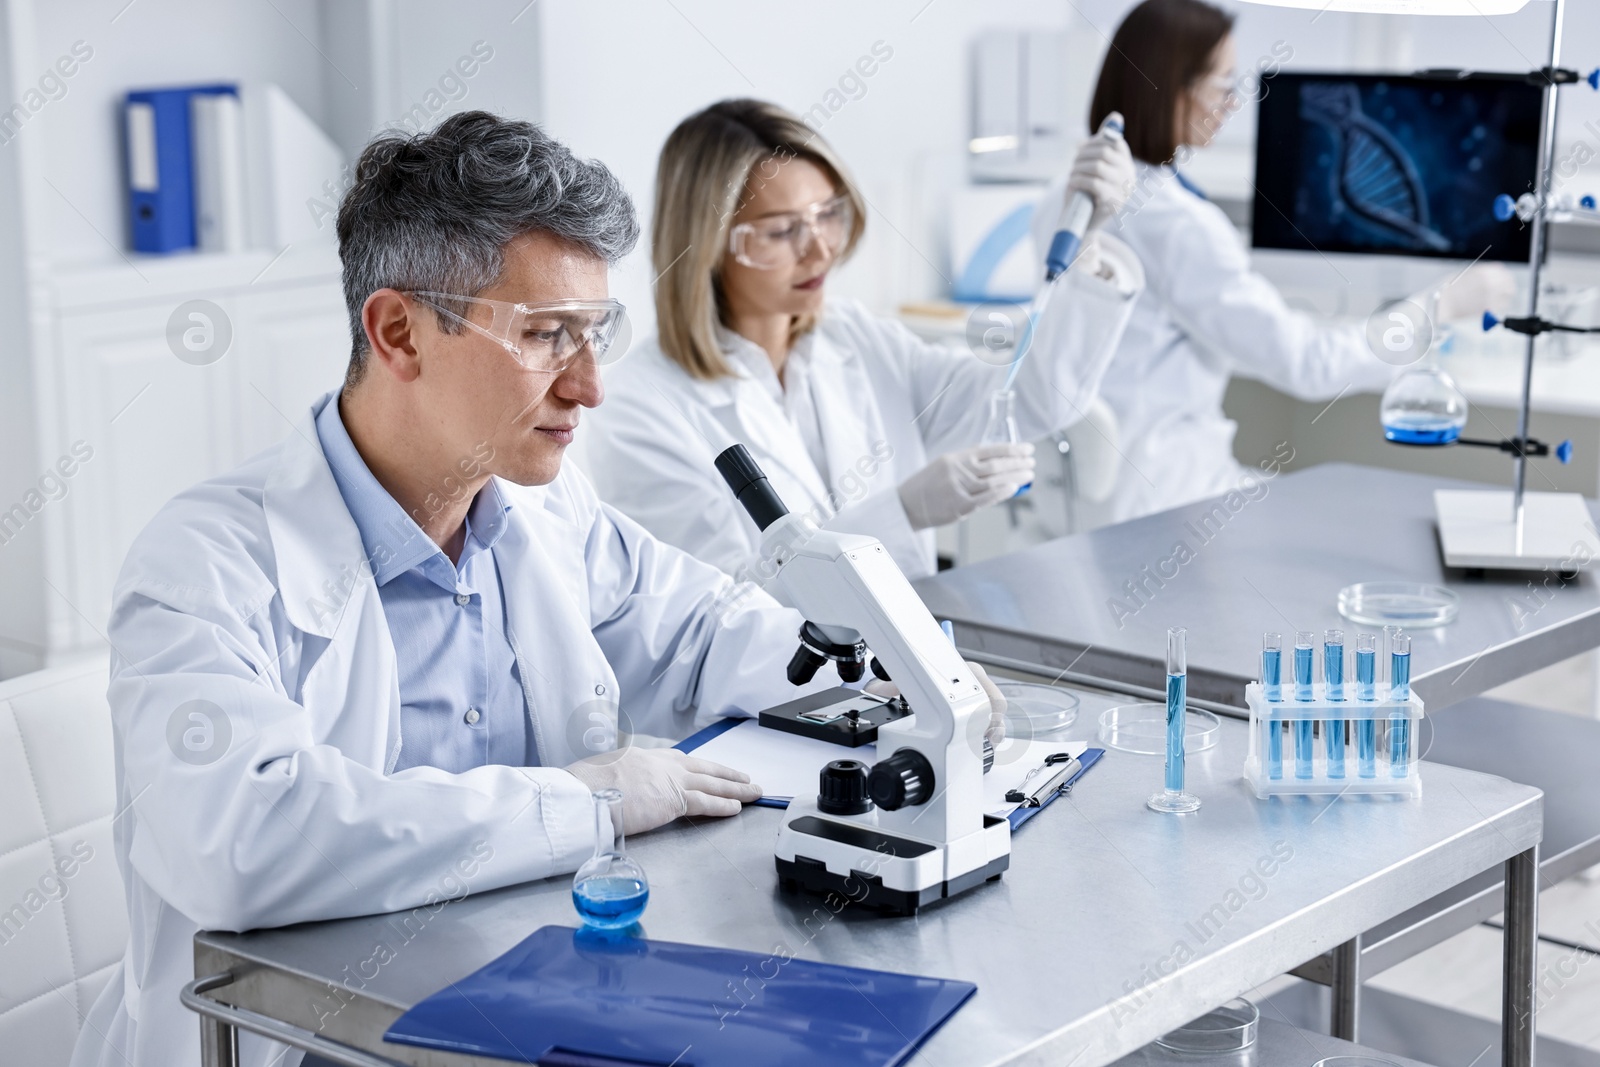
[[1482, 310, 1501, 332], [1493, 194, 1518, 222], [1558, 440, 1574, 465], [1589, 69, 1600, 91], [1584, 195, 1598, 212]]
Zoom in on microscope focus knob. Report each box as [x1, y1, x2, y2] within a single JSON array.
[[869, 749, 936, 810], [818, 759, 874, 816]]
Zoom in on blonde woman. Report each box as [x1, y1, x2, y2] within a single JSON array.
[[588, 99, 1144, 587]]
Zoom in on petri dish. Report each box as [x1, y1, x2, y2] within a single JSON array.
[[1311, 1059, 1403, 1067], [1155, 997, 1259, 1053], [1098, 704, 1220, 756], [1337, 582, 1459, 628], [996, 680, 1079, 737]]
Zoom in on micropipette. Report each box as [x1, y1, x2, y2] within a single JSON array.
[[1044, 114, 1125, 283]]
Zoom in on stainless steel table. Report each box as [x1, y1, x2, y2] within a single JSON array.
[[185, 706, 1542, 1067], [916, 463, 1600, 713]]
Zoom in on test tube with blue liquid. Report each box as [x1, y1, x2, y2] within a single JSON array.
[[1390, 631, 1412, 778], [1324, 629, 1345, 779], [1293, 631, 1315, 779], [1356, 633, 1377, 777], [1262, 632, 1283, 780], [1147, 627, 1201, 814]]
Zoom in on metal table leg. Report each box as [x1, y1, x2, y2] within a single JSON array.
[[1331, 935, 1361, 1042], [1503, 846, 1539, 1067], [194, 974, 239, 1067]]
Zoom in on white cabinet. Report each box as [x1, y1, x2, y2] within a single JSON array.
[[15, 250, 348, 664]]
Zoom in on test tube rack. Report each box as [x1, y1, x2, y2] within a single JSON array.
[[1243, 682, 1424, 800]]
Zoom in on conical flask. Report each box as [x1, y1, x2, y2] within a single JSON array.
[[981, 389, 1032, 495]]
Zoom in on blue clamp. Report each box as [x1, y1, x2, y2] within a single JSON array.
[[1483, 310, 1501, 332], [1585, 195, 1598, 211], [1589, 69, 1600, 91], [1493, 193, 1519, 222], [1558, 440, 1574, 465]]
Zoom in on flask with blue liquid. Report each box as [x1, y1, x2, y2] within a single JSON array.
[[981, 389, 1032, 496], [572, 788, 649, 930]]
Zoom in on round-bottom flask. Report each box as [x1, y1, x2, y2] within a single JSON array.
[[572, 789, 649, 930]]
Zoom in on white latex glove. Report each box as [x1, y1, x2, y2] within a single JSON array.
[[970, 661, 1007, 747], [1431, 263, 1518, 323], [1067, 112, 1135, 233], [897, 443, 1035, 530], [565, 747, 762, 836]]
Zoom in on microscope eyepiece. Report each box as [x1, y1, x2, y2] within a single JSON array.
[[715, 445, 789, 531]]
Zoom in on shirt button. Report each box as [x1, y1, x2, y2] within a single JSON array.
[[464, 707, 481, 725], [455, 593, 470, 606]]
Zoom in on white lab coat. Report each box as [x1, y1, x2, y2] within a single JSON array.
[[1035, 163, 1397, 524], [72, 392, 823, 1067], [586, 242, 1143, 588]]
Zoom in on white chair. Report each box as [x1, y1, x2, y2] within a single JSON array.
[[0, 661, 126, 1067]]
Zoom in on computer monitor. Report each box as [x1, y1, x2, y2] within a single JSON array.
[[1252, 71, 1543, 262]]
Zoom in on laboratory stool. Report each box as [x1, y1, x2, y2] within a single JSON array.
[[0, 661, 126, 1067]]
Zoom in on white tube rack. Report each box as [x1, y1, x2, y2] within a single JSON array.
[[1244, 682, 1424, 800]]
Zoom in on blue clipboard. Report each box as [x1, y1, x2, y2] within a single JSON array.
[[677, 719, 1105, 825], [384, 925, 976, 1067]]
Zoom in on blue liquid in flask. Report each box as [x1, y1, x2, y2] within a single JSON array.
[[573, 875, 650, 930]]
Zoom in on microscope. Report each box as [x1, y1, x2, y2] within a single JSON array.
[[716, 446, 1010, 916]]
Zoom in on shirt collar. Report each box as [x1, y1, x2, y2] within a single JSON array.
[[314, 398, 512, 586], [715, 323, 816, 396]]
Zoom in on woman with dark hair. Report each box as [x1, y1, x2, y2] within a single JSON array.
[[1033, 0, 1513, 524]]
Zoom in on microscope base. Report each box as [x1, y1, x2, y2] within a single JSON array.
[[775, 812, 1011, 917]]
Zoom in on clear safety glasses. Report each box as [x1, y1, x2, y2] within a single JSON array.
[[407, 292, 629, 372], [728, 194, 854, 270]]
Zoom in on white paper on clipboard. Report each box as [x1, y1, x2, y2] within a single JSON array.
[[687, 718, 1088, 817]]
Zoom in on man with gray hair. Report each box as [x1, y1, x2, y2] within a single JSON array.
[[72, 112, 852, 1067]]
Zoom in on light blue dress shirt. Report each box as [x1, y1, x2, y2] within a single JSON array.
[[315, 400, 533, 773]]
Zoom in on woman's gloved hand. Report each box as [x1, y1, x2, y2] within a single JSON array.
[[566, 747, 761, 835], [1431, 263, 1518, 323], [1068, 111, 1136, 233], [897, 443, 1035, 530]]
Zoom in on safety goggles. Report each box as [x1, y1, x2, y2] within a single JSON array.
[[728, 194, 854, 270], [407, 292, 630, 372]]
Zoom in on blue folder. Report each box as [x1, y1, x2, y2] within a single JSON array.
[[123, 84, 235, 253], [384, 925, 975, 1067]]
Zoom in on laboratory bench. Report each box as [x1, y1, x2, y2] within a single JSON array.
[[916, 461, 1600, 1064], [184, 687, 1541, 1067]]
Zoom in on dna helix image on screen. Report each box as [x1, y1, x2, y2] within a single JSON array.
[[1253, 72, 1543, 263]]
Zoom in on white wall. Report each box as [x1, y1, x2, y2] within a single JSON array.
[[539, 0, 1600, 337]]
